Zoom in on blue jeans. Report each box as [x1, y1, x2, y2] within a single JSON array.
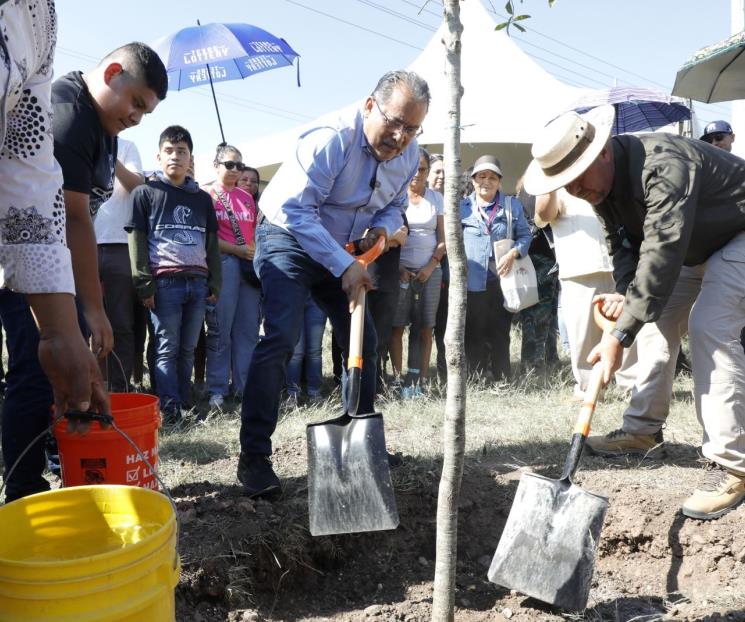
[[240, 223, 378, 456], [206, 254, 262, 397], [0, 290, 53, 502], [287, 297, 327, 397], [149, 276, 209, 411]]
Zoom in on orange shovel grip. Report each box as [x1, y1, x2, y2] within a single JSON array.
[[345, 236, 386, 267]]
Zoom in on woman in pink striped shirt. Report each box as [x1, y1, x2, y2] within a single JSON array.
[[205, 144, 261, 410]]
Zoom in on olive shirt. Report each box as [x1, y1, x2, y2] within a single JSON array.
[[594, 133, 745, 339]]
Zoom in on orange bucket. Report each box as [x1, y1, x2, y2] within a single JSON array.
[[54, 393, 161, 490]]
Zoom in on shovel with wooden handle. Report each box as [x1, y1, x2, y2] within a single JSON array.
[[488, 302, 615, 611], [306, 236, 399, 537]]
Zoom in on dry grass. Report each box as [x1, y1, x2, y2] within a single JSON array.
[[157, 327, 702, 497]]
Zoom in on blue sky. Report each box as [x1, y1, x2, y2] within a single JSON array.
[[55, 0, 733, 169]]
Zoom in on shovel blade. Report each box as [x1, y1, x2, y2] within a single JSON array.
[[306, 413, 399, 536], [488, 472, 608, 611]]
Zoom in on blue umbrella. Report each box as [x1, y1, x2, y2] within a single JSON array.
[[568, 86, 691, 135], [152, 22, 300, 142]]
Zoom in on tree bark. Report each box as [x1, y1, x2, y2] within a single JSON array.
[[431, 1, 465, 621]]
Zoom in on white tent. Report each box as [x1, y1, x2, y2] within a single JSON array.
[[197, 0, 587, 192]]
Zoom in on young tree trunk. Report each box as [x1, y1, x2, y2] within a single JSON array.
[[431, 1, 465, 620]]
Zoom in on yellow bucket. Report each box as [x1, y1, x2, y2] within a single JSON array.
[[0, 485, 180, 622]]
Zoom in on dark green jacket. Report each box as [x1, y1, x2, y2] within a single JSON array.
[[595, 133, 745, 338]]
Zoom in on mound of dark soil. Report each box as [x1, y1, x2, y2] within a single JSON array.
[[174, 451, 745, 622]]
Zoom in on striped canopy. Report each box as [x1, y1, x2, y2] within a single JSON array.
[[569, 86, 690, 135]]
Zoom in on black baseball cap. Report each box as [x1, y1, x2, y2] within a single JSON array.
[[700, 120, 733, 141]]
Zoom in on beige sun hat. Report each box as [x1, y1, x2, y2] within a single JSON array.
[[523, 104, 615, 196], [471, 154, 503, 178]]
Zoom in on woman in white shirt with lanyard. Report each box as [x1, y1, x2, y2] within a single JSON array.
[[389, 148, 446, 395]]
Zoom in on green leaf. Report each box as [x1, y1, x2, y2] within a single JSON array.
[[505, 1, 513, 15], [513, 22, 526, 32], [495, 22, 509, 30], [513, 14, 531, 20]]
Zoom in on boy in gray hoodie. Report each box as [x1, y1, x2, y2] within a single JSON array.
[[126, 125, 221, 423]]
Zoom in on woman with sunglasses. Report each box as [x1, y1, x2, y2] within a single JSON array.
[[205, 144, 261, 411]]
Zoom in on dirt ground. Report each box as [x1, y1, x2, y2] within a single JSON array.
[[172, 434, 745, 622]]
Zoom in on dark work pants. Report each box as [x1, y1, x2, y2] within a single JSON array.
[[98, 244, 137, 391], [434, 279, 448, 381], [368, 288, 399, 392], [240, 224, 378, 457], [465, 279, 513, 381], [519, 253, 559, 371], [0, 290, 53, 502]]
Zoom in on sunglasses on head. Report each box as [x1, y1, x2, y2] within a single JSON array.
[[219, 160, 246, 171]]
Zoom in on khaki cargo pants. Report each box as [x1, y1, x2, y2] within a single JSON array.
[[622, 232, 745, 474]]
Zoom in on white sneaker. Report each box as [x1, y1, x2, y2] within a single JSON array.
[[208, 394, 225, 411]]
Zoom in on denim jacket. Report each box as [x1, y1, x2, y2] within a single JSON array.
[[461, 191, 532, 292]]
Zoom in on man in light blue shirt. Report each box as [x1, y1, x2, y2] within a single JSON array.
[[238, 70, 430, 497]]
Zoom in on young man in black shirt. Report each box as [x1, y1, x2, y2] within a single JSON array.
[[0, 42, 167, 502], [52, 42, 167, 354]]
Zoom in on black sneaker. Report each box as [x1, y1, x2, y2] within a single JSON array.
[[237, 453, 282, 498], [161, 406, 183, 427], [387, 451, 403, 468]]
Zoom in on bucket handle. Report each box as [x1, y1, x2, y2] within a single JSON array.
[[0, 410, 182, 570], [105, 350, 130, 394]]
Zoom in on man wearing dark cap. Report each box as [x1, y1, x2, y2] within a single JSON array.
[[700, 120, 735, 153], [524, 105, 745, 521]]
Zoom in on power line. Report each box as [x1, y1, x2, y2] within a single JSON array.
[[56, 46, 99, 64], [354, 0, 436, 30], [284, 0, 422, 51], [60, 8, 731, 125], [396, 0, 732, 117], [350, 1, 613, 90]]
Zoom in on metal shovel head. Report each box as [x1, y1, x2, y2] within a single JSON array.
[[306, 412, 399, 536], [488, 472, 608, 611]]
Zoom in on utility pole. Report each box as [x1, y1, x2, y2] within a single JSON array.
[[731, 0, 745, 158]]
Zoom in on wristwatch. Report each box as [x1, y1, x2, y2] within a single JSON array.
[[610, 327, 635, 348]]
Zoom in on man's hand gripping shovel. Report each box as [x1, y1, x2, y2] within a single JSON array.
[[306, 236, 400, 536]]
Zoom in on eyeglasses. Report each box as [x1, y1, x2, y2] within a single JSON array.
[[373, 98, 423, 138], [219, 160, 246, 171], [706, 133, 730, 142]]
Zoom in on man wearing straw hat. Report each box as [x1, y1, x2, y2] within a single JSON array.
[[524, 104, 745, 520]]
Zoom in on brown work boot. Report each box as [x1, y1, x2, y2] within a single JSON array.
[[585, 428, 665, 458], [682, 463, 745, 520]]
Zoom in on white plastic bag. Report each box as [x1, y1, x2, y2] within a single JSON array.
[[500, 254, 539, 312], [492, 197, 538, 312]]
